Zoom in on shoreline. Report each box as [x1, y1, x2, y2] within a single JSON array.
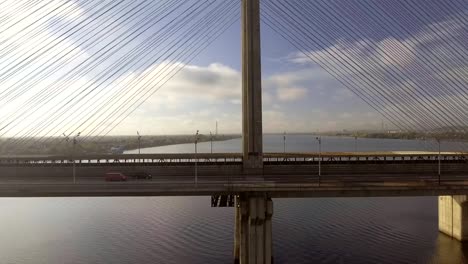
[[0, 134, 241, 156], [2, 132, 466, 155]]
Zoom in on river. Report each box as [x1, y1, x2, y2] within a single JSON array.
[[0, 135, 466, 264]]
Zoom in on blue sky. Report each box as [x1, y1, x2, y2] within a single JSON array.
[[0, 0, 466, 137]]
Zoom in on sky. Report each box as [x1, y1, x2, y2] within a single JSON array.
[[0, 0, 466, 137]]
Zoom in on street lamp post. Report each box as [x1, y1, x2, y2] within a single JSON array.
[[195, 130, 199, 185], [437, 138, 441, 184], [137, 131, 141, 155], [210, 131, 213, 154], [63, 133, 71, 181], [316, 136, 322, 185], [72, 132, 80, 184], [283, 131, 286, 154], [354, 136, 357, 152]]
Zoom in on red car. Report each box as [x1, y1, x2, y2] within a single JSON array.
[[105, 172, 128, 182]]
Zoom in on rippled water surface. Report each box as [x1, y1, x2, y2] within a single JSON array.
[[1, 135, 467, 264]]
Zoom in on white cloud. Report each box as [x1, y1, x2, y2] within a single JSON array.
[[263, 66, 334, 104], [285, 14, 467, 131], [377, 38, 415, 67], [4, 1, 464, 137], [276, 86, 307, 101], [331, 88, 354, 102], [155, 63, 241, 103], [289, 14, 465, 75]]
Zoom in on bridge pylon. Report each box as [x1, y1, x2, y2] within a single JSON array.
[[242, 0, 263, 169], [234, 194, 273, 264]]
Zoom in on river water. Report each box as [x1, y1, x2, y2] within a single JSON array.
[[1, 135, 467, 264]]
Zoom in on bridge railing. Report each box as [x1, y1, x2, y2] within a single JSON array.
[[0, 153, 244, 165], [0, 152, 466, 166], [264, 152, 468, 164]]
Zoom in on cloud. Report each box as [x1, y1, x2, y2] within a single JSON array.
[[122, 61, 372, 134], [5, 1, 464, 137], [377, 38, 416, 67], [276, 87, 307, 101], [288, 14, 466, 76], [331, 88, 354, 102], [263, 65, 335, 104], [157, 63, 241, 103], [286, 14, 467, 130]]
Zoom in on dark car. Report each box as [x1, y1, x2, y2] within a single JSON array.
[[131, 172, 152, 180], [105, 172, 128, 181]]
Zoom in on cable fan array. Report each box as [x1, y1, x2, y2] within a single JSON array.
[[261, 0, 467, 151], [0, 0, 240, 152], [0, 0, 466, 153]]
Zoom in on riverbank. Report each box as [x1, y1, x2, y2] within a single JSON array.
[[319, 131, 468, 142], [0, 134, 241, 155]]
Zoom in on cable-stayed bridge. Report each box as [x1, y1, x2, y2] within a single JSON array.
[[0, 0, 467, 263]]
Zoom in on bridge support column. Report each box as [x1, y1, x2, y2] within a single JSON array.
[[439, 195, 468, 241], [242, 0, 263, 170], [234, 194, 273, 264]]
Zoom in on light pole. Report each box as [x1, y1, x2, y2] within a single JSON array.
[[72, 132, 80, 184], [316, 136, 322, 184], [210, 131, 213, 154], [283, 131, 286, 154], [137, 131, 141, 154], [63, 133, 71, 179], [195, 130, 199, 185], [62, 133, 70, 148], [437, 138, 441, 184], [354, 136, 357, 152]]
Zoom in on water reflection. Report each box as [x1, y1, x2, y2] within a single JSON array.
[[430, 233, 468, 264]]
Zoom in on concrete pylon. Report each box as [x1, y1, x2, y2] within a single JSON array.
[[242, 0, 263, 169], [234, 194, 273, 264], [439, 195, 468, 241]]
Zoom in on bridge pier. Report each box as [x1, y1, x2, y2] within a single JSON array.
[[439, 195, 468, 241], [234, 194, 273, 264]]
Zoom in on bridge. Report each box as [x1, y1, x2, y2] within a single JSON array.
[[1, 150, 468, 263], [1, 0, 467, 263], [1, 152, 468, 197]]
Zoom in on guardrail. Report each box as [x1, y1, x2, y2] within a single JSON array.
[[0, 152, 466, 166]]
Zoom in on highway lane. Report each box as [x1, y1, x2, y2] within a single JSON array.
[[0, 173, 466, 185], [1, 158, 466, 198], [2, 179, 468, 198]]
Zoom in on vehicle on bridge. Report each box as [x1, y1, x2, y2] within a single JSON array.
[[130, 172, 152, 180], [105, 172, 128, 181]]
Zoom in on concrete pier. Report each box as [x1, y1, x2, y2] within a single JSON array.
[[234, 194, 273, 264], [242, 0, 263, 169], [439, 195, 468, 241]]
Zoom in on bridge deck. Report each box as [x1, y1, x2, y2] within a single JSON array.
[[2, 181, 468, 198], [0, 152, 467, 197]]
